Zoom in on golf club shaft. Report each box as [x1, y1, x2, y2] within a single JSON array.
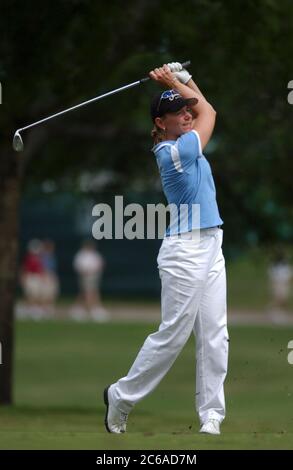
[[18, 60, 191, 133], [18, 81, 142, 133]]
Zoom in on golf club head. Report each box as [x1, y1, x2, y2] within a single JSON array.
[[13, 131, 24, 152]]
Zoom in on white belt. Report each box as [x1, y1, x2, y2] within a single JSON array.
[[166, 226, 222, 240]]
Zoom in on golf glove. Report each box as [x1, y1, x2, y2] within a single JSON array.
[[167, 62, 192, 84]]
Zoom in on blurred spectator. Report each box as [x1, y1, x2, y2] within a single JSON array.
[[268, 252, 292, 323], [40, 239, 60, 316], [19, 239, 45, 319], [71, 240, 109, 322], [18, 238, 60, 319]]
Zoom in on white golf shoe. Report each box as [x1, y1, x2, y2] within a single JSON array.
[[103, 386, 128, 433], [199, 419, 221, 435]]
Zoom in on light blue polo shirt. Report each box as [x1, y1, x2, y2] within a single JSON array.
[[152, 130, 223, 235]]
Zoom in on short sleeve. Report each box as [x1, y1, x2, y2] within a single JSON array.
[[176, 130, 203, 170]]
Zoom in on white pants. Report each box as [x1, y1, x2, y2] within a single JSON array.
[[110, 227, 229, 425]]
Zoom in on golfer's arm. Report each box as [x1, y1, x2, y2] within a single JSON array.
[[173, 78, 214, 115], [186, 78, 205, 99], [173, 78, 216, 149]]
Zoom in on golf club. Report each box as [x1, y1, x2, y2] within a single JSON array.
[[12, 60, 191, 152]]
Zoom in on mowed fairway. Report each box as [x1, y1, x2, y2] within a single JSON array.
[[0, 319, 293, 449]]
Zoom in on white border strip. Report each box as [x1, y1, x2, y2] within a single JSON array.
[[170, 142, 183, 173], [192, 129, 203, 157]]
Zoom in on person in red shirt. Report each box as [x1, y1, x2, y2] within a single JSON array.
[[20, 239, 45, 318]]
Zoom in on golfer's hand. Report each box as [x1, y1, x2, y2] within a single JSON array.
[[149, 64, 178, 88], [167, 62, 192, 84]]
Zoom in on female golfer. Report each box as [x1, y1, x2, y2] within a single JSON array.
[[104, 63, 229, 435]]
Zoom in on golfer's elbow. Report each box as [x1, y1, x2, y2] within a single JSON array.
[[208, 101, 216, 116], [202, 98, 216, 118], [208, 103, 217, 125]]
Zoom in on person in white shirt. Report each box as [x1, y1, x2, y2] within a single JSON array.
[[72, 240, 109, 322]]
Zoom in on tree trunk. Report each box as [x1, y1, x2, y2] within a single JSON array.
[[0, 148, 21, 404]]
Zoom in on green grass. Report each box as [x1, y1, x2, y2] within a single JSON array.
[[1, 320, 293, 449], [226, 250, 293, 311]]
